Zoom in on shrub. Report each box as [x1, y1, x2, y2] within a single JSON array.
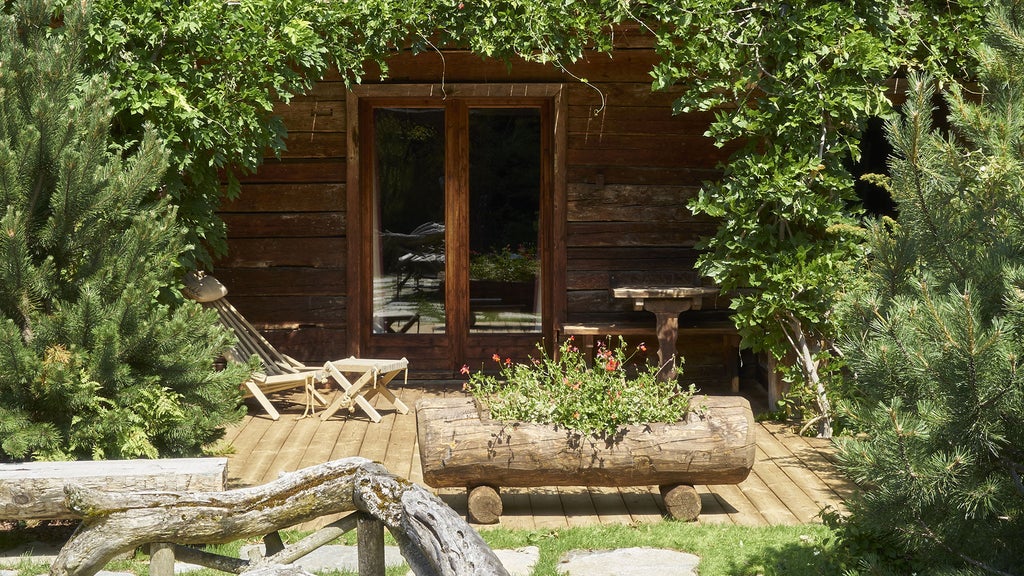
[[834, 2, 1024, 571], [0, 0, 248, 461]]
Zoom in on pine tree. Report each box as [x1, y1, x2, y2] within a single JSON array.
[[836, 1, 1024, 572], [0, 0, 248, 461]]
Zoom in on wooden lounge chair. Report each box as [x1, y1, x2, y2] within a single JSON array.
[[183, 272, 409, 422]]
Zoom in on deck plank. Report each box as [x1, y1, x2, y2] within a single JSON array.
[[693, 485, 734, 525], [223, 383, 855, 530], [558, 487, 600, 527], [619, 486, 665, 524], [750, 444, 821, 523], [381, 387, 422, 480], [704, 483, 768, 526], [298, 411, 346, 470], [765, 423, 859, 503], [736, 459, 802, 525], [250, 416, 300, 486], [261, 415, 323, 481], [587, 486, 635, 526], [528, 487, 570, 529], [225, 413, 280, 487], [755, 425, 846, 515], [500, 488, 537, 530]]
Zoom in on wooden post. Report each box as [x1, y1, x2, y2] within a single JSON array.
[[148, 543, 175, 576], [356, 513, 385, 576], [263, 532, 285, 557]]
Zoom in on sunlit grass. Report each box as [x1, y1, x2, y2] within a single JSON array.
[[2, 520, 840, 576]]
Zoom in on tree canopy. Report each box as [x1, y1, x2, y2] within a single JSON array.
[[72, 0, 988, 434]]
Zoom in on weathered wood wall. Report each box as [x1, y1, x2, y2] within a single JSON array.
[[216, 28, 740, 381], [217, 81, 348, 361]]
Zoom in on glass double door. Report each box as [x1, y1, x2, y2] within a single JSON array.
[[363, 98, 551, 374]]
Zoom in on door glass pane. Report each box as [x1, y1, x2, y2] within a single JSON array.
[[468, 108, 542, 334], [372, 108, 445, 334]]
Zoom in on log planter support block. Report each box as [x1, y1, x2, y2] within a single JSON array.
[[416, 395, 756, 522]]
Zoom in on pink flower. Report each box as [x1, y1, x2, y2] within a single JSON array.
[[492, 353, 501, 363], [460, 364, 470, 376], [639, 343, 647, 352]]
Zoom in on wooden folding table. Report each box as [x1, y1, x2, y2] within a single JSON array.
[[319, 357, 410, 422]]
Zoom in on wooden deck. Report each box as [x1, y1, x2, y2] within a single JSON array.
[[219, 382, 856, 530]]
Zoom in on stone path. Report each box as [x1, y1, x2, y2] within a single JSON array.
[[1, 542, 700, 576]]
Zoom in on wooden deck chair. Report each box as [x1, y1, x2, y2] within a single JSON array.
[[183, 272, 409, 422]]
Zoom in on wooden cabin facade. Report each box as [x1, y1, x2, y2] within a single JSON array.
[[214, 29, 745, 384]]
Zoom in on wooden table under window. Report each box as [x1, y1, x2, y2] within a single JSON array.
[[611, 286, 721, 381]]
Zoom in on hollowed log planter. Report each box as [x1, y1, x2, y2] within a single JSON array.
[[416, 395, 756, 523]]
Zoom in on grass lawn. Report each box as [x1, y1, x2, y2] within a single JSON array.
[[475, 522, 841, 576], [1, 521, 842, 576]]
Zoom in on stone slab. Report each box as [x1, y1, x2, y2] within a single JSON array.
[[558, 547, 700, 576]]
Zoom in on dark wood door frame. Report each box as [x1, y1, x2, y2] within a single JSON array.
[[346, 84, 567, 370]]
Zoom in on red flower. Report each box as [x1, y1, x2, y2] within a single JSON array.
[[460, 364, 470, 376], [606, 359, 619, 371], [504, 357, 512, 366], [639, 343, 647, 352], [492, 353, 501, 363]]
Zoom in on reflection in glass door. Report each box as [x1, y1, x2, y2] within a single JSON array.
[[372, 108, 446, 335], [365, 97, 547, 372], [468, 108, 541, 334]]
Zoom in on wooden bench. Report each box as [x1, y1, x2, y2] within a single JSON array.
[[558, 318, 741, 392], [0, 457, 228, 521], [0, 458, 228, 576]]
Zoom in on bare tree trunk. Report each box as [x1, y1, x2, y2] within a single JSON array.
[[49, 457, 508, 576], [781, 313, 833, 438]]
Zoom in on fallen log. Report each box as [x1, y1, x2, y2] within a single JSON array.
[[0, 458, 226, 520], [49, 457, 508, 576]]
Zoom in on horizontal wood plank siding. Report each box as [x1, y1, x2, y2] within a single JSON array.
[[216, 35, 738, 382], [215, 78, 349, 360]]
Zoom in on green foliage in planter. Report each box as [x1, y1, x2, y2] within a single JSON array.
[[0, 0, 248, 461], [463, 337, 695, 436]]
